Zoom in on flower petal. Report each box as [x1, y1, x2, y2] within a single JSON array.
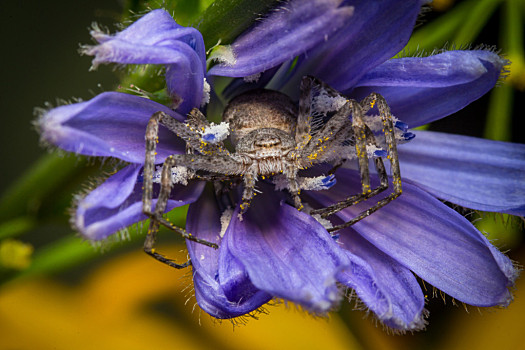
[[337, 232, 426, 331], [226, 192, 350, 313], [208, 0, 353, 77], [304, 0, 421, 91], [310, 169, 518, 306], [84, 9, 206, 113], [185, 188, 223, 276], [349, 50, 507, 127], [186, 189, 271, 318], [399, 131, 525, 215], [75, 164, 204, 241], [38, 92, 185, 163], [193, 272, 272, 319]]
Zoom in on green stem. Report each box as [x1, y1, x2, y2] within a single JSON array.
[[484, 83, 513, 141], [0, 153, 88, 222], [0, 217, 37, 240]]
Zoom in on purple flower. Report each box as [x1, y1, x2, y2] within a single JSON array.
[[37, 1, 524, 331]]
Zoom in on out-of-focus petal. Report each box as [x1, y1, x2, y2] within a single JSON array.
[[208, 0, 353, 77], [226, 192, 350, 313], [337, 232, 426, 331], [399, 131, 525, 215], [84, 9, 206, 113], [75, 164, 204, 241], [303, 0, 421, 91], [310, 168, 518, 307], [186, 189, 271, 318], [349, 50, 507, 127], [38, 92, 185, 163]]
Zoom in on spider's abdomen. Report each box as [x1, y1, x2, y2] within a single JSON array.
[[223, 89, 297, 145]]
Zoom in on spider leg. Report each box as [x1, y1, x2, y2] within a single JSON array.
[[186, 108, 210, 129], [360, 93, 402, 194], [283, 78, 310, 209], [295, 76, 313, 150], [310, 125, 389, 219], [304, 75, 346, 98], [144, 156, 220, 269], [295, 75, 350, 155], [298, 100, 354, 168], [153, 110, 231, 157], [194, 173, 242, 201], [312, 93, 402, 232], [285, 167, 303, 210], [143, 111, 230, 269], [238, 172, 256, 219], [143, 113, 190, 268], [155, 154, 244, 231]]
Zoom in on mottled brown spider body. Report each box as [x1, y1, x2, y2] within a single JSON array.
[[141, 76, 402, 269], [223, 89, 297, 144]]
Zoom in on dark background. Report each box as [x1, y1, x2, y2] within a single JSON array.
[[0, 0, 122, 194]]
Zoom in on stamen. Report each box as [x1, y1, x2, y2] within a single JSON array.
[[373, 149, 388, 158], [201, 78, 211, 106], [403, 132, 416, 141], [394, 120, 409, 132], [201, 122, 230, 143], [299, 175, 337, 191]]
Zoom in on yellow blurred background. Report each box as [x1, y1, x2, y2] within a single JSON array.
[[1, 243, 524, 350]]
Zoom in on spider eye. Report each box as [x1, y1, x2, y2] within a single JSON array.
[[255, 137, 281, 148]]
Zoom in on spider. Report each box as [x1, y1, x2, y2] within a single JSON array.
[[141, 76, 402, 269]]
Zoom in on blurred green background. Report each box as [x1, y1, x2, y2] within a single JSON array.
[[0, 0, 524, 349]]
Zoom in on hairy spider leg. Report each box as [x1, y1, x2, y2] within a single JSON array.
[[314, 93, 402, 232], [294, 78, 401, 230], [143, 111, 224, 268], [295, 76, 313, 149], [298, 100, 354, 165], [293, 86, 357, 210], [187, 108, 210, 128], [238, 172, 256, 218], [310, 124, 389, 219], [282, 165, 302, 210]]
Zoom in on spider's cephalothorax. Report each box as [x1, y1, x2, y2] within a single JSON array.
[[223, 90, 298, 177], [141, 76, 402, 268]]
